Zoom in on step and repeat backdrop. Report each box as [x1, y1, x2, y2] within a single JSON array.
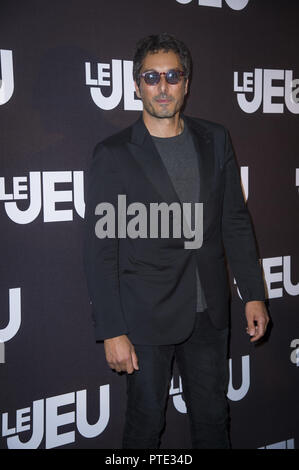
[[0, 0, 298, 449]]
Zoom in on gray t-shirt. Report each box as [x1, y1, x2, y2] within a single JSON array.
[[152, 123, 207, 312]]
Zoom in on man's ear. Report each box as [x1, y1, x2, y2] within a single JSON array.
[[134, 81, 141, 99], [184, 78, 189, 96]]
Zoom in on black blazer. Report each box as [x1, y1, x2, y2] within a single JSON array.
[[83, 115, 265, 345]]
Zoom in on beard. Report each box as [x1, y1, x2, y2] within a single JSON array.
[[141, 92, 185, 119]]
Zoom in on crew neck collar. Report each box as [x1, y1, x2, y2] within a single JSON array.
[[151, 122, 188, 141]]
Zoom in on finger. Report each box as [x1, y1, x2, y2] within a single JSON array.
[[250, 329, 262, 342], [246, 318, 256, 337], [131, 350, 139, 370], [126, 359, 134, 375], [108, 360, 123, 373], [111, 364, 122, 373], [250, 322, 266, 342], [257, 319, 266, 337]]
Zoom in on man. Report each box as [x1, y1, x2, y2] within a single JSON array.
[[84, 33, 269, 449]]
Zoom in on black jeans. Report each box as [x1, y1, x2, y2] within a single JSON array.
[[122, 309, 230, 449]]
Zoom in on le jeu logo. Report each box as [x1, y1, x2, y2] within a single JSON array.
[[176, 0, 249, 10], [0, 49, 14, 105], [234, 69, 299, 114], [85, 60, 142, 111]]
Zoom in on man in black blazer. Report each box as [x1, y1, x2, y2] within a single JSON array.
[[84, 33, 269, 449]]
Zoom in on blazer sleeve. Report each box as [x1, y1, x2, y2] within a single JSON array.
[[83, 142, 128, 341], [221, 127, 265, 303]]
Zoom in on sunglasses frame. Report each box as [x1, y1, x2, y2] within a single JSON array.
[[139, 69, 186, 86]]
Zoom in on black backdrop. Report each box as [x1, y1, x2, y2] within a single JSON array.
[[0, 0, 298, 449]]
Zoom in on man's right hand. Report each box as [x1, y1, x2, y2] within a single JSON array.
[[104, 335, 139, 374]]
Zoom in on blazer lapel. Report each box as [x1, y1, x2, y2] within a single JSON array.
[[128, 116, 182, 205], [183, 115, 215, 203], [129, 115, 215, 205]]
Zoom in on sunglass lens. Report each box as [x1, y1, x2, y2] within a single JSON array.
[[166, 70, 180, 84], [144, 71, 160, 85]]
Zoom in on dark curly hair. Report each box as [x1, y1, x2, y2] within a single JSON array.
[[133, 33, 192, 87]]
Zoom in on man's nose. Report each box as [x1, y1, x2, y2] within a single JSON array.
[[158, 74, 169, 93]]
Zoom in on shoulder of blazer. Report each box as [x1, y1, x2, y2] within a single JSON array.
[[91, 122, 135, 162], [184, 115, 227, 139], [97, 122, 135, 149]]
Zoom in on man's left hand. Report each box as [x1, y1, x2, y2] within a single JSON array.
[[245, 300, 269, 343]]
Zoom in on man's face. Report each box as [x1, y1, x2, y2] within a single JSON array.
[[135, 50, 188, 120]]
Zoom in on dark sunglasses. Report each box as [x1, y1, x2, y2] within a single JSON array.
[[139, 69, 186, 86]]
